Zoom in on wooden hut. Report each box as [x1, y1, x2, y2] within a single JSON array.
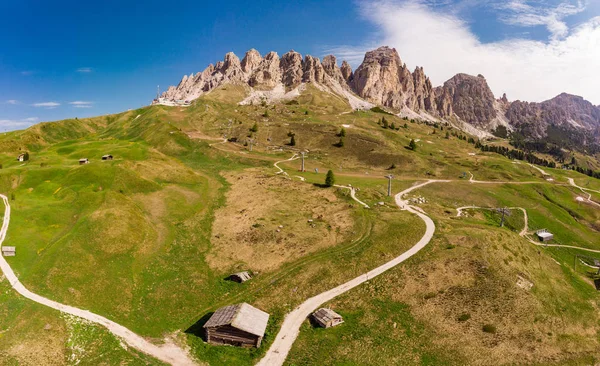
[[102, 154, 113, 161], [17, 153, 26, 162], [79, 158, 89, 165], [536, 229, 554, 242], [2, 246, 15, 257], [311, 308, 344, 328], [229, 271, 252, 283], [203, 303, 269, 348]]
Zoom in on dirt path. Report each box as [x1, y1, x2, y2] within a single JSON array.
[[334, 185, 370, 209], [0, 195, 197, 366], [568, 178, 600, 207], [456, 205, 600, 254], [527, 163, 549, 176], [256, 180, 446, 366]]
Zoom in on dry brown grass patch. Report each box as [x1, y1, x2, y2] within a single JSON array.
[[207, 169, 354, 272]]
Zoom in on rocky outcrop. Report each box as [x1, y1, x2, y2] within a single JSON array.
[[302, 55, 326, 84], [249, 51, 281, 88], [434, 74, 497, 128], [341, 61, 353, 82], [506, 93, 600, 139], [280, 51, 304, 88], [241, 49, 262, 74]]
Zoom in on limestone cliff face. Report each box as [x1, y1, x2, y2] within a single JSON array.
[[434, 74, 497, 128], [506, 93, 600, 139], [159, 46, 600, 143]]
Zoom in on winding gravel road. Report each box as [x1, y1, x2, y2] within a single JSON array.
[[256, 180, 447, 366], [0, 195, 196, 366]]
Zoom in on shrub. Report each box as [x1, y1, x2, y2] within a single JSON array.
[[325, 170, 335, 187], [457, 313, 471, 322], [250, 123, 258, 132], [263, 110, 269, 118], [482, 324, 497, 333], [339, 127, 346, 137], [409, 139, 417, 151]]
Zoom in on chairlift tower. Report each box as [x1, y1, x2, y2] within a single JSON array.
[[385, 175, 394, 197]]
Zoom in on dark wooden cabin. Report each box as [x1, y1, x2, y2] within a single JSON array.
[[203, 303, 269, 348]]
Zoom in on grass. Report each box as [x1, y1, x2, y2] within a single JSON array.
[[0, 85, 599, 364]]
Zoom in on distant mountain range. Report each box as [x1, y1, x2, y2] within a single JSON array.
[[160, 46, 600, 150]]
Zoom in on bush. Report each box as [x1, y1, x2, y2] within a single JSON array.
[[409, 139, 417, 151], [325, 170, 335, 187], [263, 110, 269, 118], [339, 127, 346, 137], [457, 313, 471, 322], [250, 123, 258, 132], [482, 324, 497, 333]]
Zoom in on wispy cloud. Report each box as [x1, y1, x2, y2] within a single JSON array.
[[69, 101, 94, 108], [20, 71, 34, 76], [32, 102, 60, 108], [76, 67, 93, 73], [5, 100, 19, 105], [497, 0, 587, 39], [338, 0, 600, 104], [0, 117, 39, 131]]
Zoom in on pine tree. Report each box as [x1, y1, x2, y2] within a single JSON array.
[[290, 135, 296, 146], [325, 170, 335, 187], [409, 139, 417, 151], [250, 123, 258, 132], [339, 127, 346, 137]]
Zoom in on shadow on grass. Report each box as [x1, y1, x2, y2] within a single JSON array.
[[312, 183, 332, 188], [185, 312, 214, 339]]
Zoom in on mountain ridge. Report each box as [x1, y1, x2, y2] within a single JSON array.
[[159, 46, 600, 144]]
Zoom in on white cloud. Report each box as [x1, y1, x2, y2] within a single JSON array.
[[32, 102, 60, 108], [497, 0, 586, 39], [5, 100, 19, 105], [76, 67, 93, 73], [20, 71, 34, 76], [346, 0, 600, 104], [69, 101, 94, 108], [0, 117, 39, 131]]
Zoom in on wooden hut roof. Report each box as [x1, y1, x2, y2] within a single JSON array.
[[204, 303, 269, 337], [312, 308, 342, 324], [232, 271, 252, 282]]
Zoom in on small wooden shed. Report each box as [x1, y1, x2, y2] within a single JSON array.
[[536, 229, 554, 242], [17, 153, 26, 162], [2, 246, 15, 257], [203, 303, 269, 348], [229, 271, 252, 283], [79, 158, 89, 165], [311, 308, 344, 328], [102, 154, 113, 161]]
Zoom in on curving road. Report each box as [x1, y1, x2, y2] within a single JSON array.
[[456, 205, 600, 254], [0, 195, 196, 366], [256, 180, 447, 366]]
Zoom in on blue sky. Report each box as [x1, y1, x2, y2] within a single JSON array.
[[1, 0, 599, 130]]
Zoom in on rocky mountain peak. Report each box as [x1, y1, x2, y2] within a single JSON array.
[[435, 73, 497, 128], [280, 50, 303, 88], [340, 61, 353, 82], [249, 51, 281, 88], [302, 55, 326, 83], [241, 49, 262, 73]]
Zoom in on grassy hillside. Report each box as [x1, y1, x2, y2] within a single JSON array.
[[0, 85, 599, 365]]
